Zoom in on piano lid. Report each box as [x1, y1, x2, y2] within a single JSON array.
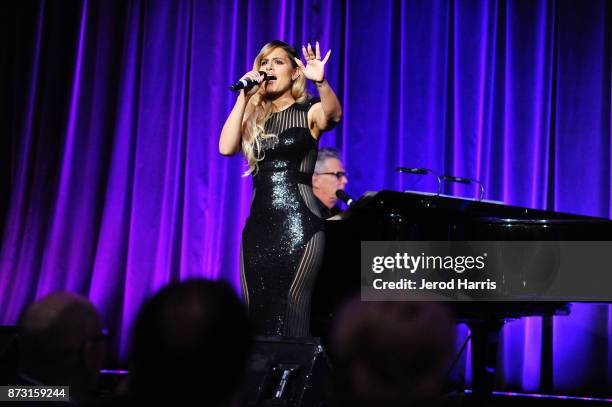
[[348, 190, 612, 224]]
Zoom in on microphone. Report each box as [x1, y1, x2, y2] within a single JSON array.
[[335, 190, 354, 207], [229, 71, 276, 91]]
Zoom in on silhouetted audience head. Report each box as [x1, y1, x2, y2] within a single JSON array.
[[129, 278, 252, 406], [329, 300, 455, 407], [18, 292, 106, 401]]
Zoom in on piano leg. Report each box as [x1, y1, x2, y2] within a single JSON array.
[[540, 315, 553, 392], [468, 320, 504, 404]]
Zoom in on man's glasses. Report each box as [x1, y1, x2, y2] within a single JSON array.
[[317, 171, 347, 180]]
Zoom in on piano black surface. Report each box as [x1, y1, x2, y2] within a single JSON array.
[[311, 190, 612, 397]]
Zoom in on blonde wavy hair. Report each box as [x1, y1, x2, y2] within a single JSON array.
[[242, 41, 309, 175]]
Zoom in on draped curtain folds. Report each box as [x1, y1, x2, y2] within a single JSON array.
[[1, 0, 610, 395]]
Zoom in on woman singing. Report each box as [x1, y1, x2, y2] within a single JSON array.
[[219, 40, 342, 336]]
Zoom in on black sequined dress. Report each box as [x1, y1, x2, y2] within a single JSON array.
[[241, 99, 324, 337]]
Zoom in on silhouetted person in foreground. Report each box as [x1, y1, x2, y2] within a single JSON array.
[[328, 300, 455, 407], [18, 292, 106, 403], [128, 279, 252, 406]]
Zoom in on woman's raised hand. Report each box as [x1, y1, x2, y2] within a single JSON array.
[[294, 41, 331, 83]]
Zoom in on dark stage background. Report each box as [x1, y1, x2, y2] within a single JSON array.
[[1, 0, 610, 396]]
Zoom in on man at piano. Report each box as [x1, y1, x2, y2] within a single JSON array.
[[312, 147, 349, 218]]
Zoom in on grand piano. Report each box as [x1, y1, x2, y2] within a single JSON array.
[[311, 190, 612, 397]]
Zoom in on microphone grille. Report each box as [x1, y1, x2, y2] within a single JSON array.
[[335, 189, 349, 202]]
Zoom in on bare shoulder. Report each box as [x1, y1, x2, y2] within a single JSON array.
[[307, 101, 323, 140], [241, 99, 257, 127], [245, 98, 257, 117]]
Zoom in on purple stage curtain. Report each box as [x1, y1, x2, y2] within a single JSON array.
[[1, 0, 610, 395]]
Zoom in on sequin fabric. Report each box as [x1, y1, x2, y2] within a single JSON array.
[[241, 99, 325, 337]]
